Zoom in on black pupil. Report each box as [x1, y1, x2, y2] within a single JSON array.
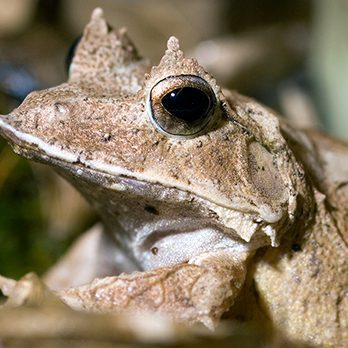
[[161, 87, 211, 123]]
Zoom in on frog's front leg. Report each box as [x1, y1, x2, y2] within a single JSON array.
[[58, 249, 249, 329]]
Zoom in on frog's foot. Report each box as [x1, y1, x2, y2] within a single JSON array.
[[58, 250, 248, 329]]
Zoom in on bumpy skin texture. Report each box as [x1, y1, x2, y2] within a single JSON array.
[[0, 8, 347, 347], [60, 250, 247, 329]]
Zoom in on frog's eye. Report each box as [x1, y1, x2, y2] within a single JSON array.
[[147, 75, 217, 137], [65, 36, 81, 74]]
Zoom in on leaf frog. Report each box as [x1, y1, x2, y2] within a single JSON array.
[[0, 8, 347, 348]]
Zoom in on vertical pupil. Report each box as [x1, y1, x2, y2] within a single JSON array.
[[161, 87, 211, 123]]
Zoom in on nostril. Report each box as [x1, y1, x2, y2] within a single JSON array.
[[54, 102, 67, 114], [52, 102, 70, 123]]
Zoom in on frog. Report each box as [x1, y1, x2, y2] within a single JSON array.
[[0, 8, 347, 348]]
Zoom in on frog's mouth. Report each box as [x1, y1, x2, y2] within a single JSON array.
[[0, 115, 284, 252]]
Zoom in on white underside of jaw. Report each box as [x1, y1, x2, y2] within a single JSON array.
[[0, 118, 280, 247], [132, 219, 252, 271]]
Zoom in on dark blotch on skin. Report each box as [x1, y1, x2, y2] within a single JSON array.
[[151, 247, 159, 255], [144, 205, 159, 215], [291, 243, 302, 252]]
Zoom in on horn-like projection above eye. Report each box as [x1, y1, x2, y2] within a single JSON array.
[[147, 75, 218, 137]]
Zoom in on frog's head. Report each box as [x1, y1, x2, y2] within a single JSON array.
[[0, 8, 314, 270]]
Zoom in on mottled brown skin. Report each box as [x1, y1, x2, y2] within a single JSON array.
[[0, 8, 347, 348], [60, 250, 247, 329], [225, 128, 348, 347], [248, 130, 348, 347]]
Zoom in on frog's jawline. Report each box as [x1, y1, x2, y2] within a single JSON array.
[[0, 117, 280, 220], [0, 117, 282, 247]]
